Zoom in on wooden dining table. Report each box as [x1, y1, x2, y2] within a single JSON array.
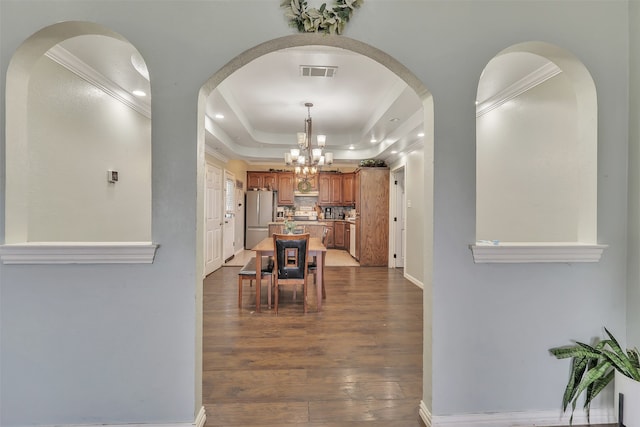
[[251, 236, 327, 313]]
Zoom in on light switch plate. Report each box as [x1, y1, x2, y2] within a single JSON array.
[[108, 170, 118, 183]]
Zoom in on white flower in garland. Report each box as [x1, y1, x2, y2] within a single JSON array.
[[281, 0, 364, 35]]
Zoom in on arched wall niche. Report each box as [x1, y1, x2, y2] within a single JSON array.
[[473, 41, 606, 263], [195, 33, 435, 418], [2, 21, 157, 264]]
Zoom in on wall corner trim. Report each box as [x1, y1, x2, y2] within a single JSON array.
[[0, 242, 158, 264]]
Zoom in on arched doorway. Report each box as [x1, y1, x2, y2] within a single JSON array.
[[196, 33, 434, 421]]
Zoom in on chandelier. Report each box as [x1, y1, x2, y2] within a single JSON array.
[[284, 102, 333, 177]]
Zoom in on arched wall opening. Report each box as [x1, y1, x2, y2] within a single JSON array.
[[196, 33, 434, 414], [4, 21, 152, 248], [473, 41, 605, 263]]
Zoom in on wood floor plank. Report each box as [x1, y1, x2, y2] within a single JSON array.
[[203, 265, 424, 426]]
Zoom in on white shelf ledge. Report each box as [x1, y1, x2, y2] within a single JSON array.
[[470, 242, 608, 263], [0, 242, 158, 264]]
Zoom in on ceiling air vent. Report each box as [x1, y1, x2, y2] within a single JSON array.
[[300, 65, 338, 78]]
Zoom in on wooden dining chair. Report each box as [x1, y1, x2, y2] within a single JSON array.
[[308, 226, 328, 299], [272, 233, 310, 314]]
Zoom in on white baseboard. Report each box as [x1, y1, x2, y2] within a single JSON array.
[[194, 406, 206, 427], [419, 400, 615, 427], [419, 400, 433, 426], [404, 272, 424, 289], [37, 407, 206, 427]]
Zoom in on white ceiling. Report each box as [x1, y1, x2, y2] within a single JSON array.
[[205, 45, 424, 166], [53, 36, 555, 167]]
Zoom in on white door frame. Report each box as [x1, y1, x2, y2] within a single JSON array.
[[390, 166, 406, 268], [223, 170, 236, 262], [204, 161, 223, 276]]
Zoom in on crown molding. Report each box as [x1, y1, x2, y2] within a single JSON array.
[[0, 242, 158, 264], [205, 144, 230, 163], [476, 61, 562, 118], [45, 45, 151, 118]]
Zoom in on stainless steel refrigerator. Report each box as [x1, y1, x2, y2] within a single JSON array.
[[245, 190, 276, 249]]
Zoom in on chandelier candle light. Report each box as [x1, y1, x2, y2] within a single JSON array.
[[284, 102, 333, 178]]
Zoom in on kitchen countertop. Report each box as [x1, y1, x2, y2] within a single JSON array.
[[271, 219, 354, 224], [269, 221, 328, 225]]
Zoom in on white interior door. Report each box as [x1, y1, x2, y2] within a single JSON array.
[[223, 171, 235, 261], [205, 162, 223, 275], [394, 168, 406, 268], [235, 187, 245, 250]]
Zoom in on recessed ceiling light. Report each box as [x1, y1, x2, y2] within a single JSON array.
[[132, 90, 146, 97], [418, 132, 425, 137], [389, 118, 400, 122], [349, 145, 355, 150], [215, 114, 224, 119], [370, 138, 377, 143], [391, 150, 398, 154]]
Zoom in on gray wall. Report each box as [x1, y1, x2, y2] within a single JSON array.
[[405, 148, 425, 284], [0, 1, 632, 425], [628, 0, 640, 346]]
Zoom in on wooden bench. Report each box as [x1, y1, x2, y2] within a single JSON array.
[[238, 256, 274, 309]]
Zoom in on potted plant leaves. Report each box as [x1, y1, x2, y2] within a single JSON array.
[[549, 327, 640, 425]]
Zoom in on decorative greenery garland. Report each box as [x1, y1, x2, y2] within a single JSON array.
[[281, 0, 364, 35]]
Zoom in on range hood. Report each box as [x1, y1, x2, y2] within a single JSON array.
[[294, 191, 319, 196]]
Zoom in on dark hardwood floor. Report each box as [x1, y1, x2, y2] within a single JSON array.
[[203, 265, 424, 426]]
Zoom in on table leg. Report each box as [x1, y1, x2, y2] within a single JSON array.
[[255, 252, 262, 313], [317, 251, 324, 312]]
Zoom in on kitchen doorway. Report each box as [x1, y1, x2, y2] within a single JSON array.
[[196, 33, 434, 420]]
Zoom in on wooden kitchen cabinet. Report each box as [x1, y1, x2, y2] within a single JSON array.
[[277, 172, 295, 205], [355, 168, 389, 266], [247, 172, 277, 191], [318, 173, 346, 205], [342, 172, 355, 205], [334, 221, 346, 249], [324, 222, 335, 248], [330, 175, 342, 204], [318, 174, 331, 204]]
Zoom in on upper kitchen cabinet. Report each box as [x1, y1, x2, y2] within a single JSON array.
[[330, 175, 342, 205], [318, 173, 331, 205], [342, 172, 355, 205], [247, 171, 277, 191], [318, 172, 350, 206], [277, 172, 295, 205]]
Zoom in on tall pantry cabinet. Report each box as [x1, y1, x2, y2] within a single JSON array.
[[355, 167, 389, 266]]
